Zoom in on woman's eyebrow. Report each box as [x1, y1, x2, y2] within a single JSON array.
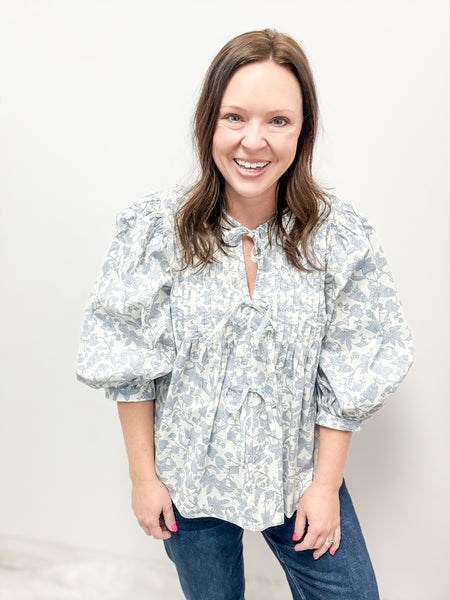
[[219, 105, 245, 112], [219, 104, 298, 115]]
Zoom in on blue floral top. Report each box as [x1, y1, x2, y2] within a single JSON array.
[[77, 186, 414, 530]]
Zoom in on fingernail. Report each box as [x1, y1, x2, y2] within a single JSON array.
[[313, 555, 318, 560], [331, 550, 336, 556], [171, 524, 178, 532], [292, 532, 300, 541]]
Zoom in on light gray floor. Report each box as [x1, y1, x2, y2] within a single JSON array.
[[0, 535, 287, 600]]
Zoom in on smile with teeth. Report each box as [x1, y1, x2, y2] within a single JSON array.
[[234, 159, 270, 169]]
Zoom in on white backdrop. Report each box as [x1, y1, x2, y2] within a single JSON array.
[[1, 1, 449, 598]]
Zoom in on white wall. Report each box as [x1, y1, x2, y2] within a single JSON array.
[[1, 1, 449, 598]]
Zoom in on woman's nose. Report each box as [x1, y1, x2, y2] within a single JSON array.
[[240, 122, 268, 150]]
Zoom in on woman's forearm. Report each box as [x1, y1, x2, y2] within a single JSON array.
[[117, 400, 177, 539], [117, 400, 158, 482], [313, 426, 353, 490]]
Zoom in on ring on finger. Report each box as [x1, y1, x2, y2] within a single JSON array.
[[326, 538, 335, 545]]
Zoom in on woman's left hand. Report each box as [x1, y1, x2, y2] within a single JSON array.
[[293, 480, 341, 559]]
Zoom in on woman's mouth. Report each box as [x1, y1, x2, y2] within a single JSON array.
[[234, 159, 270, 176]]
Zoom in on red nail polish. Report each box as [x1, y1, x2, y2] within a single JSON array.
[[292, 532, 300, 541], [171, 524, 178, 532], [331, 550, 336, 556]]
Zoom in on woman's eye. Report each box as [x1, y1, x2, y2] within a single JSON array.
[[225, 114, 242, 123], [272, 117, 288, 127]]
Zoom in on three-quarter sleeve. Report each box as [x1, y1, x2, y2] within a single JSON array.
[[76, 193, 176, 402], [315, 200, 414, 431]]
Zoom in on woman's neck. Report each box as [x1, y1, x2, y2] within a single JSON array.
[[224, 192, 277, 230]]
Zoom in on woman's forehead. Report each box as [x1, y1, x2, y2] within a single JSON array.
[[220, 61, 303, 112]]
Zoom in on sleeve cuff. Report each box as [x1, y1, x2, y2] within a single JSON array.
[[104, 381, 156, 402], [315, 410, 363, 432]]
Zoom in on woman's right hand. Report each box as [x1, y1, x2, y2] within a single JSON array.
[[131, 478, 178, 539]]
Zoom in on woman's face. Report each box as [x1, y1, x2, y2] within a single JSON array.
[[212, 60, 303, 211]]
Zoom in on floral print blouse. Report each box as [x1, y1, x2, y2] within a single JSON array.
[[77, 186, 414, 531]]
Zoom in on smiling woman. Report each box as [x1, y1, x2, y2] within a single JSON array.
[[77, 28, 414, 600], [177, 29, 327, 273]]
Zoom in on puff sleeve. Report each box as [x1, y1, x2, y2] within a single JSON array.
[[314, 199, 414, 431], [76, 192, 176, 402]]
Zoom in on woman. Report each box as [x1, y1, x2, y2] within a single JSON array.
[[77, 29, 414, 600]]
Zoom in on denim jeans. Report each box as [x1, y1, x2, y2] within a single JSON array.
[[163, 481, 379, 600]]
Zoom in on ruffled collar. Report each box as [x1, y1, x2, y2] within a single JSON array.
[[221, 211, 292, 263]]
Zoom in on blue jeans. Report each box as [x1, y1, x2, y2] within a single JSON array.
[[163, 481, 379, 600]]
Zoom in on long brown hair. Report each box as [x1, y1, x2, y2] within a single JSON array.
[[175, 28, 330, 271]]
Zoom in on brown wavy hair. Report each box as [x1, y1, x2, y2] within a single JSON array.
[[175, 28, 331, 271]]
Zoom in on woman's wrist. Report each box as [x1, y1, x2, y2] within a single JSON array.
[[130, 469, 159, 483], [311, 475, 343, 493]]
